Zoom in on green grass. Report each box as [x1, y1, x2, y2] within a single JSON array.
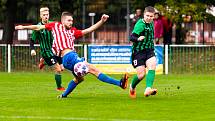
[[0, 72, 215, 121]]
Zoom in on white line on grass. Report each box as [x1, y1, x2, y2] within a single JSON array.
[[0, 115, 173, 121]]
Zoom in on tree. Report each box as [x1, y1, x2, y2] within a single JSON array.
[[59, 0, 82, 13], [1, 0, 40, 44], [155, 0, 208, 44], [2, 0, 17, 44]]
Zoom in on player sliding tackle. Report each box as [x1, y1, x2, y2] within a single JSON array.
[[15, 12, 128, 98]]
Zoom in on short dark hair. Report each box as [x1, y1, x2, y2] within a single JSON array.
[[144, 6, 155, 13], [136, 8, 142, 11]]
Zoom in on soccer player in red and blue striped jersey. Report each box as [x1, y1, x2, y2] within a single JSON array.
[[15, 12, 128, 98]]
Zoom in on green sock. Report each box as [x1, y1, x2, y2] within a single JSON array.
[[55, 74, 62, 88], [131, 75, 141, 89], [44, 61, 47, 65], [146, 70, 155, 88]]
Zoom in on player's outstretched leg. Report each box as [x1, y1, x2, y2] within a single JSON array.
[[129, 75, 141, 98], [58, 80, 78, 98], [129, 65, 147, 98], [87, 62, 128, 89], [129, 84, 136, 98], [97, 73, 128, 89], [58, 77, 83, 98], [120, 73, 129, 89]]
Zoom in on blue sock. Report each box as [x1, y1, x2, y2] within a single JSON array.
[[98, 73, 120, 86], [62, 80, 77, 97]]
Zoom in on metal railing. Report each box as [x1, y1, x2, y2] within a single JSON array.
[[0, 44, 84, 72], [165, 45, 215, 74], [1, 44, 215, 74]]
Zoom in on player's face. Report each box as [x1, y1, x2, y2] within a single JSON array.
[[154, 13, 159, 19], [136, 9, 142, 16], [40, 11, 49, 23], [144, 12, 154, 23], [62, 16, 73, 30]]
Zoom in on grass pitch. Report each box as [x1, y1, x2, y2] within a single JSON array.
[[0, 72, 214, 121]]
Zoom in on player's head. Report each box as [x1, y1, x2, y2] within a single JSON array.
[[143, 6, 155, 23], [154, 8, 160, 19], [135, 8, 142, 16], [61, 11, 73, 30], [40, 7, 49, 24]]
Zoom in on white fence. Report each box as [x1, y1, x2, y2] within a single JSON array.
[[0, 44, 215, 74], [0, 44, 85, 72], [166, 44, 215, 74]]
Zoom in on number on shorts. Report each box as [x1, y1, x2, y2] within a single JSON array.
[[133, 60, 137, 66], [51, 59, 56, 64]]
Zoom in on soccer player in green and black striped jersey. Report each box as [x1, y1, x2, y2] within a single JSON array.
[[30, 7, 65, 91], [129, 6, 157, 98]]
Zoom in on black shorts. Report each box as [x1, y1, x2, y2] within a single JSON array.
[[131, 49, 155, 68], [43, 56, 62, 66]]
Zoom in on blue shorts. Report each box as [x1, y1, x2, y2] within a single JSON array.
[[62, 51, 85, 72]]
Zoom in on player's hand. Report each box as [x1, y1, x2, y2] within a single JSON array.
[[31, 49, 36, 56], [137, 36, 145, 41], [15, 25, 24, 30], [60, 64, 64, 71], [101, 14, 109, 22]]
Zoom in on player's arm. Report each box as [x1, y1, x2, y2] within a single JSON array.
[[81, 14, 109, 35], [130, 33, 145, 42], [130, 22, 145, 42], [130, 33, 139, 42], [30, 38, 36, 56], [15, 25, 45, 31]]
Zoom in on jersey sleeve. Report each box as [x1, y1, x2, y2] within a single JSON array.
[[31, 30, 37, 42], [45, 22, 56, 31], [132, 20, 144, 36], [73, 28, 83, 39]]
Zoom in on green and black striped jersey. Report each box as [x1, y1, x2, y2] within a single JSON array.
[[31, 21, 54, 58], [131, 19, 154, 53]]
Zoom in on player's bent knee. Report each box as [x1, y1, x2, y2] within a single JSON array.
[[148, 64, 156, 70], [137, 73, 145, 80], [74, 77, 84, 84], [53, 64, 62, 72], [88, 64, 100, 76], [55, 68, 62, 73]]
